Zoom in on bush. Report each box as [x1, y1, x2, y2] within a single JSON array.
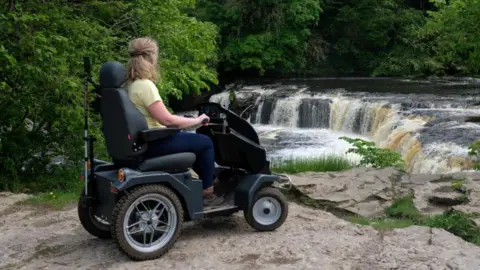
[[19, 165, 85, 209], [24, 164, 82, 193], [424, 210, 480, 245], [271, 155, 353, 174], [468, 140, 480, 170], [339, 137, 405, 171], [385, 195, 422, 220]]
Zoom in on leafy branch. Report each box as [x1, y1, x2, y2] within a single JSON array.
[[340, 136, 405, 171]]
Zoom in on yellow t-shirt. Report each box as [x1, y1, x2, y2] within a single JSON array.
[[127, 79, 165, 129]]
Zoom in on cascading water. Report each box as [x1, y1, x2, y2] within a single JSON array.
[[209, 78, 480, 174]]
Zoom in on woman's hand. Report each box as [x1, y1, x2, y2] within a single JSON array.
[[197, 114, 210, 125]]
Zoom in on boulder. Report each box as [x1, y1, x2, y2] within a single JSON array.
[[229, 91, 261, 118], [288, 167, 400, 217], [217, 85, 306, 118], [288, 167, 480, 218]]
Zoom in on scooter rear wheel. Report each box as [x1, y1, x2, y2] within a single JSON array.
[[244, 187, 288, 231], [111, 184, 183, 261], [78, 190, 112, 239]]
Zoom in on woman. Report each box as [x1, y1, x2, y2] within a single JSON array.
[[125, 37, 223, 206]]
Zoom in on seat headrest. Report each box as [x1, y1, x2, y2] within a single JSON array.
[[99, 61, 126, 88]]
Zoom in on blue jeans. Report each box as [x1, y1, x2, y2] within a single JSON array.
[[145, 132, 215, 189]]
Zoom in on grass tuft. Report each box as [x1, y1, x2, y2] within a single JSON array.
[[385, 194, 421, 220], [271, 155, 354, 174], [349, 195, 480, 246], [424, 210, 480, 245], [19, 166, 83, 210], [21, 188, 81, 210]]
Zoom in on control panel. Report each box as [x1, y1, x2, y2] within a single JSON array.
[[198, 103, 228, 121], [198, 103, 222, 118], [197, 103, 229, 133]]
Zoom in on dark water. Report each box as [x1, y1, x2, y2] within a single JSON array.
[[257, 77, 480, 96]]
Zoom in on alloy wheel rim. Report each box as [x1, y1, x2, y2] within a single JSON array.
[[123, 194, 177, 253]]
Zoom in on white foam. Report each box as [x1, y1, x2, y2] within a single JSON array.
[[209, 92, 230, 108], [411, 142, 471, 174], [254, 125, 366, 164]]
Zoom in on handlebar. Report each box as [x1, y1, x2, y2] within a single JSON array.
[[182, 115, 211, 125]]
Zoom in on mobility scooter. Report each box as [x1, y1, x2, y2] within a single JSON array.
[[77, 58, 290, 261]]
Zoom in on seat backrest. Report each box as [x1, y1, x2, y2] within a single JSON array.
[[98, 61, 148, 160]]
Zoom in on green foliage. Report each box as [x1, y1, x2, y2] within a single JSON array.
[[195, 0, 322, 75], [350, 196, 480, 246], [271, 155, 353, 174], [0, 0, 218, 191], [422, 0, 480, 75], [468, 140, 480, 170], [375, 0, 480, 76], [451, 178, 466, 192], [21, 179, 84, 210], [424, 210, 480, 245], [15, 165, 84, 209], [339, 137, 405, 170], [136, 0, 219, 99], [385, 195, 421, 220], [450, 178, 470, 203], [193, 0, 480, 76], [317, 0, 426, 75], [0, 1, 114, 190]]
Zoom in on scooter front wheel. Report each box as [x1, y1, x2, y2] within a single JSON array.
[[244, 187, 289, 231]]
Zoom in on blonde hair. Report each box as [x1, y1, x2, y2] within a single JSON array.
[[126, 37, 160, 82]]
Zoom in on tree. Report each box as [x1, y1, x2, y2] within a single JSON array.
[[196, 0, 322, 75], [374, 0, 480, 76], [0, 0, 218, 191]]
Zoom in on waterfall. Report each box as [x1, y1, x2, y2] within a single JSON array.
[[210, 84, 480, 174], [299, 99, 331, 128], [247, 93, 400, 141], [209, 91, 231, 108]]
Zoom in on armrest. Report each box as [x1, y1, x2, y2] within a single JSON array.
[[138, 128, 180, 142]]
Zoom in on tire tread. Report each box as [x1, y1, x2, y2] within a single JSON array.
[[78, 190, 112, 239], [111, 184, 184, 261]]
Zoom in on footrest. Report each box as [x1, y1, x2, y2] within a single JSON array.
[[203, 203, 232, 212], [202, 204, 239, 218]]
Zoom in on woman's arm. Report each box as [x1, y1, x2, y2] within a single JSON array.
[[147, 100, 209, 129], [135, 80, 208, 129]]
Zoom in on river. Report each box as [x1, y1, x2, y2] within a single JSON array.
[[207, 77, 480, 174]]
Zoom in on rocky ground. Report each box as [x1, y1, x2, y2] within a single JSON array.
[[1, 168, 480, 270], [288, 167, 480, 223]]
